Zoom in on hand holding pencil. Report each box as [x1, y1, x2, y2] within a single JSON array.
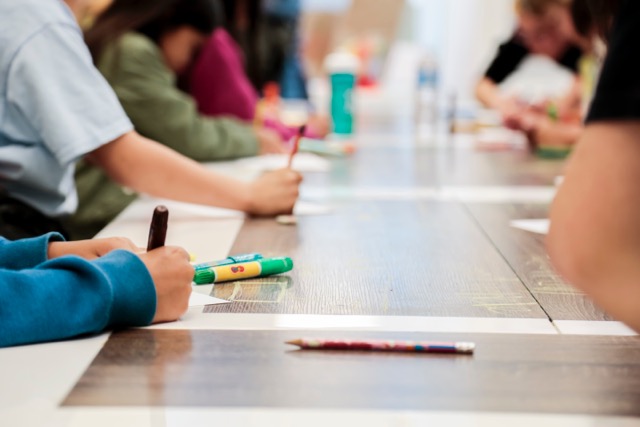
[[138, 206, 194, 324], [287, 125, 306, 169]]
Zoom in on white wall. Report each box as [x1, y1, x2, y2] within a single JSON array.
[[411, 0, 516, 98]]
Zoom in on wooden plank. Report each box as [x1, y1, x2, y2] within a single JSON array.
[[465, 203, 611, 321], [204, 201, 546, 318], [64, 329, 640, 416]]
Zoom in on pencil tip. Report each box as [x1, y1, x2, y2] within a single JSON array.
[[285, 339, 302, 346]]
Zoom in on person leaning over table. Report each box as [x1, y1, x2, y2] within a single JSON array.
[[65, 0, 291, 239], [547, 0, 640, 332], [476, 0, 587, 127], [0, 0, 301, 241]]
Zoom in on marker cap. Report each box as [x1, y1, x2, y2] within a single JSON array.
[[259, 257, 294, 276], [193, 269, 215, 285]]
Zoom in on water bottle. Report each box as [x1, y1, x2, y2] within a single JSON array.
[[325, 52, 359, 136]]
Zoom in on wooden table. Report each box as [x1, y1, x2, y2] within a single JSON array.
[[4, 112, 640, 426]]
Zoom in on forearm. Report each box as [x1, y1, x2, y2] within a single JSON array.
[[135, 107, 259, 161], [548, 122, 640, 332], [475, 78, 503, 109], [176, 118, 259, 161], [0, 233, 63, 270], [88, 132, 252, 211], [0, 250, 155, 348]]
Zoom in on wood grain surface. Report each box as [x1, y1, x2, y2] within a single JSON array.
[[64, 329, 640, 416], [205, 201, 547, 318], [465, 203, 611, 321]]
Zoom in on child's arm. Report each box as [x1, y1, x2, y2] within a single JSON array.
[[105, 34, 265, 160], [86, 131, 302, 216], [0, 238, 193, 348], [548, 122, 640, 332], [48, 237, 141, 260]]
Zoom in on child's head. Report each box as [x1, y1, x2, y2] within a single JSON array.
[[515, 0, 576, 57], [86, 0, 221, 74]]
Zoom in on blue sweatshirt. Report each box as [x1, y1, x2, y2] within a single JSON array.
[[0, 233, 156, 347]]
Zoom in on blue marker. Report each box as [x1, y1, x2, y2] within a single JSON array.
[[194, 253, 263, 270]]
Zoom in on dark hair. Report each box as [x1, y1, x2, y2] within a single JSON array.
[[571, 0, 593, 37], [576, 0, 622, 40], [219, 0, 266, 89], [85, 0, 221, 62], [517, 0, 571, 16]]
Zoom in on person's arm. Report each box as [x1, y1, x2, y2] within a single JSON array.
[[547, 123, 640, 331], [86, 131, 302, 216], [548, 0, 640, 332], [0, 246, 155, 348], [0, 233, 63, 270], [102, 34, 263, 161], [476, 36, 528, 110], [476, 77, 510, 110], [0, 235, 194, 348]]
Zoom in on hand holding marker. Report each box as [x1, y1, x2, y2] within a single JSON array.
[[147, 205, 168, 251]]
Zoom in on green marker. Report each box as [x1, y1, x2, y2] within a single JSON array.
[[194, 257, 294, 285], [194, 253, 263, 270]]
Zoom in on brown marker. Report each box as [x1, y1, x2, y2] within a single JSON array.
[[146, 205, 169, 252]]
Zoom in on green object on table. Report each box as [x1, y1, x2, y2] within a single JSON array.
[[536, 145, 572, 159]]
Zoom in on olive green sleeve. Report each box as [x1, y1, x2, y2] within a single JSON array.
[[99, 34, 259, 161]]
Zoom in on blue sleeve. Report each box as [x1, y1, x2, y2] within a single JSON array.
[[6, 23, 133, 165], [0, 250, 156, 348], [0, 233, 64, 270]]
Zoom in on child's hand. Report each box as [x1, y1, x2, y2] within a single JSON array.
[[138, 246, 194, 324], [256, 128, 288, 155], [247, 169, 302, 216], [48, 237, 141, 260]]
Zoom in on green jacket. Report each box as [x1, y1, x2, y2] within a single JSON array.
[[67, 33, 259, 240]]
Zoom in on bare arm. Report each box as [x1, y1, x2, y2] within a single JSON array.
[[475, 77, 504, 109], [86, 131, 301, 215], [547, 122, 640, 332]]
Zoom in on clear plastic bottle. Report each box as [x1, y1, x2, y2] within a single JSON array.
[[415, 52, 440, 127]]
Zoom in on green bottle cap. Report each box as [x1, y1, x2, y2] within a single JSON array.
[[193, 269, 216, 285], [259, 257, 294, 276]]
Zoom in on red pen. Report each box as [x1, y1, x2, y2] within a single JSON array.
[[287, 125, 306, 169]]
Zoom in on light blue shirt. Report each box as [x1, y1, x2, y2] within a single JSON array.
[[0, 0, 133, 217]]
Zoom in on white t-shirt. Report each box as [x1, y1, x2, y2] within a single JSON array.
[[0, 0, 133, 217]]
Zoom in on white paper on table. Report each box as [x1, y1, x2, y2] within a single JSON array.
[[510, 219, 550, 235], [234, 153, 331, 173], [294, 201, 333, 216], [189, 291, 229, 307], [120, 197, 245, 222]]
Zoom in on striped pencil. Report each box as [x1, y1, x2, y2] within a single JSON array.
[[286, 338, 475, 354]]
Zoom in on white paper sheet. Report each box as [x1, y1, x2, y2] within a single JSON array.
[[234, 153, 331, 173], [510, 219, 550, 235], [118, 197, 245, 222], [294, 201, 333, 216], [188, 291, 229, 307]]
